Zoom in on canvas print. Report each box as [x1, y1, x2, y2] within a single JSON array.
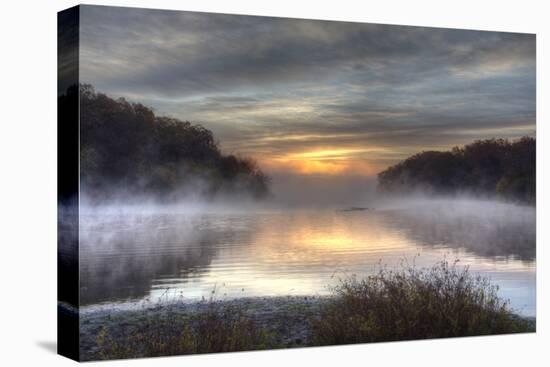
[[58, 5, 536, 361]]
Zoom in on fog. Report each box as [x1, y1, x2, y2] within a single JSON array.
[[380, 197, 535, 259], [268, 174, 378, 208], [80, 172, 378, 212], [70, 177, 536, 310], [80, 171, 536, 217]]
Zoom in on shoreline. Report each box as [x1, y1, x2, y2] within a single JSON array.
[[75, 296, 535, 361], [78, 296, 328, 360]]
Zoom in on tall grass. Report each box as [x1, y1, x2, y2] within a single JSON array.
[[96, 302, 276, 360], [94, 261, 533, 359], [310, 261, 533, 345]]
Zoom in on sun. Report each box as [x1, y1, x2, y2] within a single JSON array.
[[262, 148, 383, 176]]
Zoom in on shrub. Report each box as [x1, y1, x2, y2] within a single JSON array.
[[310, 261, 533, 345], [96, 302, 276, 360]]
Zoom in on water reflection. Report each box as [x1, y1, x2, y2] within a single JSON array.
[[78, 201, 535, 315], [79, 214, 256, 305], [381, 201, 535, 261]]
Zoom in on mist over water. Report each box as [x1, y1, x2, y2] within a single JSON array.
[[268, 174, 378, 208], [76, 182, 536, 316]]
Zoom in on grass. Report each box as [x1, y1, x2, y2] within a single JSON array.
[[96, 301, 276, 360], [93, 261, 534, 360], [310, 261, 534, 345]]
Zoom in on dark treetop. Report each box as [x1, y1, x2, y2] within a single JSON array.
[[377, 137, 535, 204], [63, 85, 270, 201]]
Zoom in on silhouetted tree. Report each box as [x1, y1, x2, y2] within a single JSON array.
[[66, 84, 270, 201], [377, 137, 535, 204]]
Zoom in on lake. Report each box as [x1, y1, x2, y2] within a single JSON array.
[[78, 199, 536, 316]]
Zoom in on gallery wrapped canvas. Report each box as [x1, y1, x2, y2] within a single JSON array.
[[58, 5, 536, 362]]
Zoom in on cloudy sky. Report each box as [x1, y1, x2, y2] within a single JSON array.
[[80, 5, 535, 178]]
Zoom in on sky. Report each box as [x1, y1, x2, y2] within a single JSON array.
[[79, 5, 536, 178]]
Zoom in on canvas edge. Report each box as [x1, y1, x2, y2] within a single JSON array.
[[57, 4, 81, 362]]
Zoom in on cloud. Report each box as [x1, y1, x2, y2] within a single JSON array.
[[78, 5, 536, 176]]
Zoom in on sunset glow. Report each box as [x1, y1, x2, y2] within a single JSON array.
[[79, 7, 535, 179], [263, 148, 383, 175]]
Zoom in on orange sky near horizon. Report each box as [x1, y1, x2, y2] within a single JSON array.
[[215, 122, 535, 177], [78, 7, 536, 179], [259, 147, 388, 176]]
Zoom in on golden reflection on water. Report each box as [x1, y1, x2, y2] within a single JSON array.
[[80, 206, 536, 315], [186, 210, 534, 311]]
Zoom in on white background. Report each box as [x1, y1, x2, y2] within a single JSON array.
[[0, 0, 548, 365]]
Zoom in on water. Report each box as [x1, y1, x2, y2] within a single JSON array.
[[78, 199, 536, 316]]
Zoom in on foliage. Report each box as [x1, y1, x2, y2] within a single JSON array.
[[96, 302, 276, 360], [93, 262, 533, 359], [59, 84, 270, 201], [310, 261, 534, 345], [377, 138, 536, 203]]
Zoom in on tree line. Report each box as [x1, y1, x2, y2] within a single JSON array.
[[377, 137, 535, 203], [61, 84, 270, 201]]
